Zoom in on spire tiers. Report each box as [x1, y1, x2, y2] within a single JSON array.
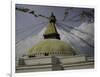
[[43, 13, 60, 40]]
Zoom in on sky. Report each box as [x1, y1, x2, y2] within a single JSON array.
[[15, 4, 94, 60]]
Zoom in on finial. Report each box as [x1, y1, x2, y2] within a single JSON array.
[[49, 12, 56, 23], [51, 12, 54, 16]]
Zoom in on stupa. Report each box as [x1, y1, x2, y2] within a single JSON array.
[[28, 13, 76, 57], [16, 13, 94, 73]]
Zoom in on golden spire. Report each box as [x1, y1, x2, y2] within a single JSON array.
[[43, 13, 60, 40]]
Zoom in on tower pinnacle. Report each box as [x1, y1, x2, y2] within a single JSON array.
[[49, 12, 56, 23], [43, 13, 60, 40]]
